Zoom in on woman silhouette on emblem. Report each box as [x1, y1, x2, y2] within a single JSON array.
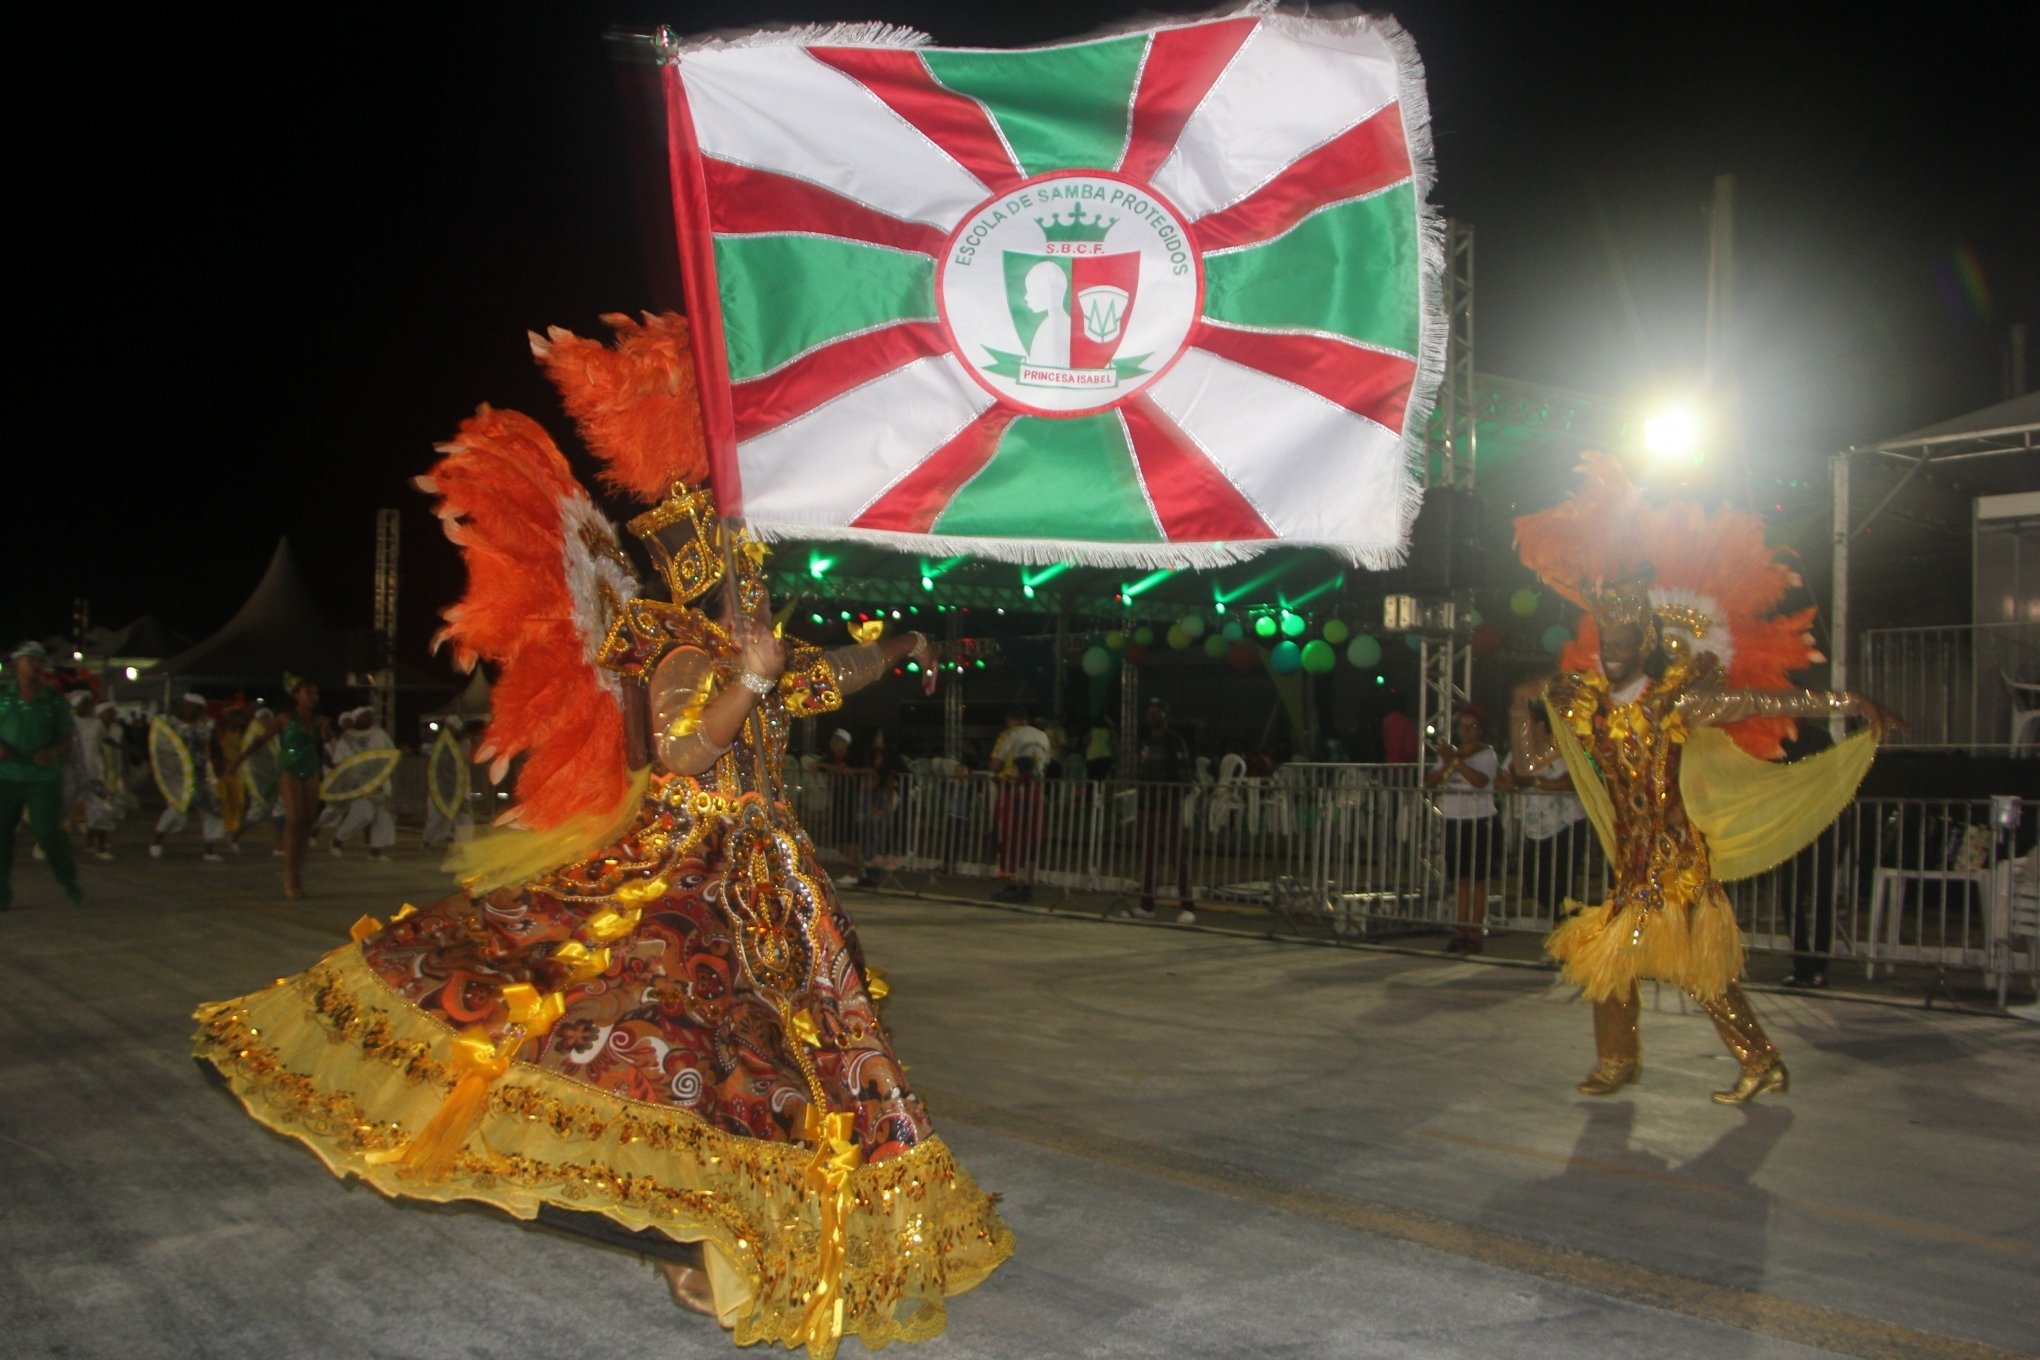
[[1021, 261, 1071, 368]]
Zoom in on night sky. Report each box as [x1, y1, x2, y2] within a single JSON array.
[[18, 1, 2034, 662]]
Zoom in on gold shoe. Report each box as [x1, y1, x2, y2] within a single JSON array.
[[1575, 1060, 1640, 1096], [1711, 1059, 1789, 1105]]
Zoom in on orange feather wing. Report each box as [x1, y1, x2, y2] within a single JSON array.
[[416, 404, 641, 830]]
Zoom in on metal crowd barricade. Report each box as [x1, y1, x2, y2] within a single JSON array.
[[793, 762, 2036, 997]]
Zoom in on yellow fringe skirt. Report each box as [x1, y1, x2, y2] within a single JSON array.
[[1545, 878, 1746, 1003]]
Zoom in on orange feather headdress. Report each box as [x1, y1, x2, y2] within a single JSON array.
[[1514, 452, 1821, 758]]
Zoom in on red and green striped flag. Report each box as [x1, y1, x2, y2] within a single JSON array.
[[660, 9, 1442, 568]]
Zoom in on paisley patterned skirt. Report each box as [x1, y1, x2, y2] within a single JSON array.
[[193, 814, 1010, 1358]]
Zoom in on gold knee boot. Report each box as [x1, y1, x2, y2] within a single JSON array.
[[1576, 984, 1641, 1095], [1697, 981, 1788, 1104]]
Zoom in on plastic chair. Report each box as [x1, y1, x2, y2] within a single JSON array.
[[1207, 754, 1246, 834]]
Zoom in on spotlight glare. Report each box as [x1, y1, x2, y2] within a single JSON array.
[[1644, 407, 1700, 461]]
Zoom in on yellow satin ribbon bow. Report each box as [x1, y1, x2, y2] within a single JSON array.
[[370, 1023, 514, 1177], [797, 1106, 865, 1347], [586, 900, 649, 935], [789, 1007, 824, 1050], [370, 980, 570, 1177], [863, 966, 891, 1004], [499, 982, 567, 1039], [550, 941, 612, 984]]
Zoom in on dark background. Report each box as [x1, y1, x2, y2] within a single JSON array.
[[15, 1, 2035, 660]]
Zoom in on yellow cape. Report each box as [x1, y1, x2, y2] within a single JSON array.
[[1546, 700, 1876, 882]]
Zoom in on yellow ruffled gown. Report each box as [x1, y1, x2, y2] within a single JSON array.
[[193, 621, 1011, 1358]]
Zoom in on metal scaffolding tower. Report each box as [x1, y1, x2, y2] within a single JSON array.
[[1416, 220, 1477, 743], [1430, 220, 1477, 492], [372, 508, 400, 735]]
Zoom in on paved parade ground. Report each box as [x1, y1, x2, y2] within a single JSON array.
[[3, 836, 2035, 1360]]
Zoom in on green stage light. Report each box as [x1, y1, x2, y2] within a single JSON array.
[[921, 575, 934, 591]]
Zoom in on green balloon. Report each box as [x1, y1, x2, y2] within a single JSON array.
[[1322, 619, 1350, 645], [1346, 635, 1383, 669], [1203, 633, 1229, 659], [1167, 624, 1192, 650], [1270, 640, 1303, 675], [1135, 626, 1155, 646], [1280, 612, 1306, 638], [1221, 620, 1245, 643], [1105, 631, 1125, 651], [1301, 639, 1336, 674], [1510, 588, 1540, 617], [1254, 615, 1278, 639], [1541, 624, 1573, 655]]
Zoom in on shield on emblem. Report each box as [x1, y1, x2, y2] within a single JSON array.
[[427, 726, 470, 820], [1069, 252, 1140, 370], [149, 716, 195, 813], [322, 746, 401, 802]]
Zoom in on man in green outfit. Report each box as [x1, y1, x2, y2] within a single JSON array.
[[0, 640, 82, 909]]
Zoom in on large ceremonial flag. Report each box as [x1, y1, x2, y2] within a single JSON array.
[[660, 7, 1443, 567]]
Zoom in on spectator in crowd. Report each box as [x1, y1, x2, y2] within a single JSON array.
[[1132, 698, 1195, 923], [1039, 714, 1069, 780], [1381, 703, 1418, 764], [1426, 703, 1498, 954], [1500, 681, 1586, 921], [1084, 717, 1116, 780], [940, 746, 979, 874], [817, 727, 866, 885], [988, 708, 1051, 903], [1778, 721, 1841, 989], [853, 726, 905, 889], [0, 641, 82, 909]]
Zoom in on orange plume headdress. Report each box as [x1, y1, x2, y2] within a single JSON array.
[[1514, 452, 1821, 758], [533, 312, 764, 609]]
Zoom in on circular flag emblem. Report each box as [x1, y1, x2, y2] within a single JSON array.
[[938, 170, 1203, 417]]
